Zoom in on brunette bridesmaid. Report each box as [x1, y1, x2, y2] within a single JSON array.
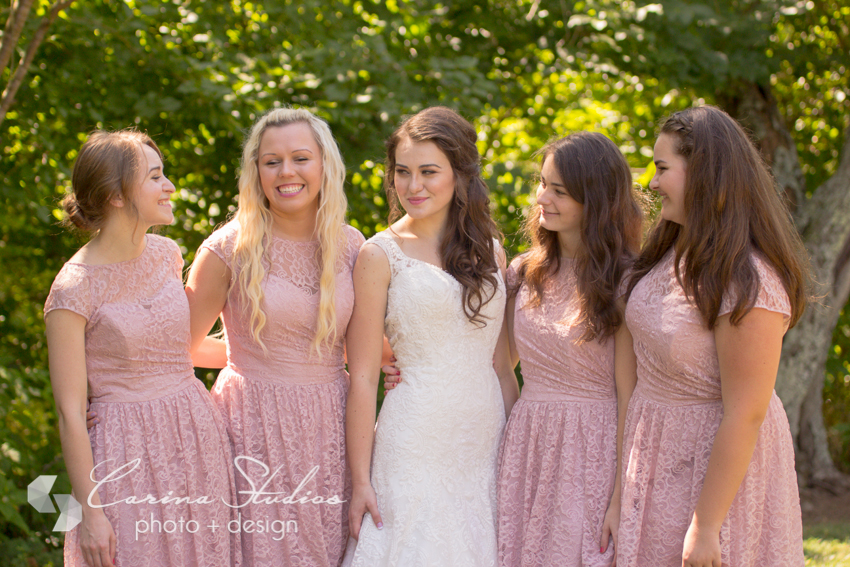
[[616, 106, 808, 567], [496, 132, 641, 567], [45, 130, 238, 567]]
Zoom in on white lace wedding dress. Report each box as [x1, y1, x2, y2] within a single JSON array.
[[343, 231, 506, 567]]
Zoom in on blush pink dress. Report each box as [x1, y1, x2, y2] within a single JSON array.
[[201, 222, 364, 567], [618, 250, 804, 566], [497, 256, 617, 567], [44, 234, 239, 567]]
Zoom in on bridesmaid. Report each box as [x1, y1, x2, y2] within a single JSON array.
[[496, 132, 642, 567], [185, 107, 364, 566], [616, 105, 808, 566], [45, 130, 238, 567]]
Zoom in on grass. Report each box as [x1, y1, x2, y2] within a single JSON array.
[[805, 523, 850, 566]]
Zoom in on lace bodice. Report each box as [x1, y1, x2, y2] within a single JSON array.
[[626, 250, 792, 404], [509, 255, 617, 402], [200, 222, 364, 384], [372, 231, 505, 377], [44, 235, 197, 402]]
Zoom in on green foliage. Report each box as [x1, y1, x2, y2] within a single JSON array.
[[770, 0, 850, 190]]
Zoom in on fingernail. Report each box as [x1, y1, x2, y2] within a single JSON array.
[[600, 547, 604, 553], [377, 522, 383, 529]]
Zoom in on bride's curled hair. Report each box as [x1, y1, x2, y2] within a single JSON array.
[[385, 106, 502, 326]]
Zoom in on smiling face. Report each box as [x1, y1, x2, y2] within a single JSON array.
[[127, 143, 175, 227], [257, 122, 323, 222], [536, 154, 584, 240], [393, 137, 456, 224], [650, 133, 688, 225]]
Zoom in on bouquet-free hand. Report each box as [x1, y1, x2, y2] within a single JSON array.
[[382, 356, 401, 390], [80, 510, 116, 567], [600, 500, 619, 566], [682, 519, 722, 567], [349, 482, 383, 540]]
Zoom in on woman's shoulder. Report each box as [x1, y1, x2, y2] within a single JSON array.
[[44, 261, 94, 319], [716, 252, 791, 324], [146, 234, 185, 276], [343, 224, 366, 244], [361, 229, 398, 254], [199, 220, 240, 261], [749, 253, 792, 316], [146, 233, 182, 256], [365, 228, 393, 243], [206, 220, 240, 242], [508, 252, 529, 272], [341, 224, 367, 268]]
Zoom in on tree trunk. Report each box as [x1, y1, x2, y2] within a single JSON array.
[[719, 82, 850, 490]]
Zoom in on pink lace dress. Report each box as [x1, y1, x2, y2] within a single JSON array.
[[201, 222, 364, 567], [618, 250, 804, 566], [496, 257, 617, 567], [44, 234, 238, 567]]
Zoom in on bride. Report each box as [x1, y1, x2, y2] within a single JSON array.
[[343, 106, 519, 566]]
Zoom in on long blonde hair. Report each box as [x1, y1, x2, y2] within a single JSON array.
[[233, 107, 348, 356]]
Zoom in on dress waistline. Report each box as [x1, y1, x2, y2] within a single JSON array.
[[89, 373, 199, 403], [520, 379, 616, 403]]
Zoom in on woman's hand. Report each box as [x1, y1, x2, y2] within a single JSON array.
[[382, 356, 401, 390], [600, 498, 620, 565], [348, 482, 383, 540], [682, 517, 721, 567], [86, 403, 98, 430], [79, 509, 116, 567]]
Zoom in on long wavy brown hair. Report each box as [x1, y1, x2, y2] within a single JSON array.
[[516, 132, 643, 342], [627, 105, 809, 328], [385, 106, 502, 325]]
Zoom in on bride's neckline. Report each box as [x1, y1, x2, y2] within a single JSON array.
[[382, 232, 452, 276]]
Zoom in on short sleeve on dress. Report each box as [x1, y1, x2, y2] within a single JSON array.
[[343, 225, 366, 270], [44, 263, 94, 321], [199, 221, 238, 269], [151, 235, 185, 280], [506, 254, 525, 292], [719, 255, 792, 326]]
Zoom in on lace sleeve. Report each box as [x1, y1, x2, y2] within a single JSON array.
[[156, 235, 186, 280], [506, 255, 525, 292], [44, 263, 93, 321], [344, 225, 366, 270], [364, 233, 403, 280], [719, 255, 791, 326], [199, 222, 238, 270]]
